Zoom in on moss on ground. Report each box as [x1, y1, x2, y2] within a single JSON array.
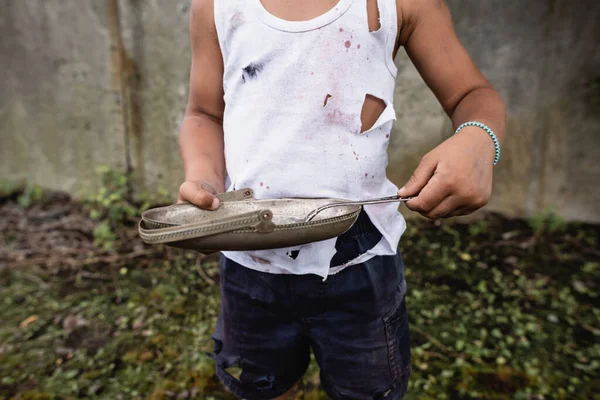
[[0, 192, 598, 399]]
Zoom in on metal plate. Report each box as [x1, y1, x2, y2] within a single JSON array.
[[139, 194, 363, 251], [142, 198, 360, 227]]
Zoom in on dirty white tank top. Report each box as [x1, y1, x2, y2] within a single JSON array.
[[215, 0, 406, 279]]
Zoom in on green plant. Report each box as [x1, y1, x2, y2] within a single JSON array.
[[588, 77, 600, 107], [138, 185, 174, 212], [0, 181, 25, 200], [528, 207, 565, 236], [17, 182, 45, 208], [93, 221, 118, 250], [88, 165, 137, 222], [86, 166, 138, 249], [468, 219, 488, 236]]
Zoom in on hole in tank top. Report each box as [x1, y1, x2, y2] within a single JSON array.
[[258, 0, 343, 22], [360, 94, 387, 133], [366, 0, 381, 32]]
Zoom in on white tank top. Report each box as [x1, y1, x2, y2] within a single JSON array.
[[215, 0, 406, 278]]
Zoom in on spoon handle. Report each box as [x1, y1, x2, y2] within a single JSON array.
[[304, 195, 414, 222]]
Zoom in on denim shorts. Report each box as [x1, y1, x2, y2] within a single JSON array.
[[212, 211, 411, 399]]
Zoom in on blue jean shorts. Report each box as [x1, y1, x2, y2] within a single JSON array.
[[212, 211, 411, 399]]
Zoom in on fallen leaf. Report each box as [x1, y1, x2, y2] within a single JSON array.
[[547, 314, 559, 323], [502, 231, 519, 240], [62, 314, 78, 333], [138, 350, 154, 363], [132, 319, 144, 330], [19, 315, 38, 328], [459, 253, 472, 262], [504, 256, 518, 266], [572, 280, 588, 294]]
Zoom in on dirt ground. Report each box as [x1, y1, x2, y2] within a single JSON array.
[[1, 188, 599, 399]]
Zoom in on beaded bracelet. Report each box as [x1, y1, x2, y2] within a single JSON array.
[[454, 121, 500, 166]]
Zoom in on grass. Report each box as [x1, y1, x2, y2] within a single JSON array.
[[400, 217, 599, 399], [0, 189, 599, 399]]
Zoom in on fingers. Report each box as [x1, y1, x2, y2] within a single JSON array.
[[444, 203, 488, 218], [178, 181, 220, 209], [405, 173, 451, 218], [408, 179, 481, 219], [444, 206, 473, 218], [397, 153, 437, 197], [416, 198, 481, 220], [424, 196, 464, 219]]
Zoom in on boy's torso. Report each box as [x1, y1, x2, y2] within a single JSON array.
[[216, 0, 406, 277]]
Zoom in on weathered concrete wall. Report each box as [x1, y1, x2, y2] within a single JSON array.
[[0, 1, 128, 195], [117, 0, 191, 195], [1, 0, 599, 222], [391, 0, 600, 222]]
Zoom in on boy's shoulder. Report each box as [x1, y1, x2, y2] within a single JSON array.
[[396, 0, 452, 46]]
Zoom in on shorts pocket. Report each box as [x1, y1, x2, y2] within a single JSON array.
[[383, 296, 410, 382]]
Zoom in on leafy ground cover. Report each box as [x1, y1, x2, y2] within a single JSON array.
[[0, 180, 598, 399]]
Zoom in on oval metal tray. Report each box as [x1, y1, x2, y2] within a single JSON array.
[[138, 188, 361, 252]]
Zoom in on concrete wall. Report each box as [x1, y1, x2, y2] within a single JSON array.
[[1, 0, 599, 222], [0, 1, 128, 195], [391, 0, 600, 222]]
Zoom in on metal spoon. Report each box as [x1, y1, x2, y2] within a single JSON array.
[[303, 195, 414, 222]]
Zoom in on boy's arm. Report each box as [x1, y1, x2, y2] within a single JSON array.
[[396, 0, 507, 219], [178, 0, 226, 209]]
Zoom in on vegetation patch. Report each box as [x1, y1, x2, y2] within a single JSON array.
[[0, 177, 598, 399]]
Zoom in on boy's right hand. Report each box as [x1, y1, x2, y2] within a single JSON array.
[[177, 180, 220, 210]]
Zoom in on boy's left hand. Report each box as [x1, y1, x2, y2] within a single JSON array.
[[397, 127, 495, 219]]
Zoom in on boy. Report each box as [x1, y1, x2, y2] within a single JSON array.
[[178, 0, 506, 398]]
